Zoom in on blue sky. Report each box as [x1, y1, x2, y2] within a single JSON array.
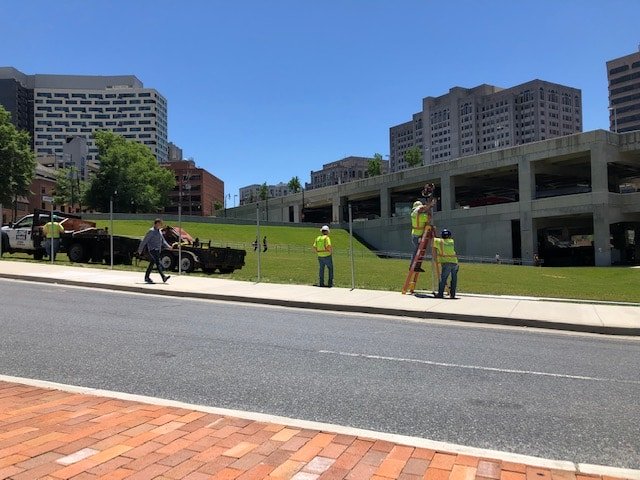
[[1, 0, 639, 201]]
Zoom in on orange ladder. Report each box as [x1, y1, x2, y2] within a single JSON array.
[[402, 225, 440, 294]]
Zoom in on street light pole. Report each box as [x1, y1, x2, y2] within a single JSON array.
[[233, 194, 238, 207], [109, 191, 116, 269]]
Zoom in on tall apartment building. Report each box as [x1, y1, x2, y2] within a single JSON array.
[[308, 156, 388, 190], [389, 80, 582, 172], [0, 67, 168, 163], [607, 49, 640, 133], [0, 73, 32, 135]]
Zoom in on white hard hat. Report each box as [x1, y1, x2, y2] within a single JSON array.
[[413, 200, 423, 208], [321, 225, 330, 232]]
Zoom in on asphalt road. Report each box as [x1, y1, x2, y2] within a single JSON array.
[[1, 279, 639, 468]]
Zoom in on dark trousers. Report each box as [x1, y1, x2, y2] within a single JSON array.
[[145, 249, 166, 280], [438, 263, 459, 298], [42, 238, 60, 260], [318, 255, 334, 287]]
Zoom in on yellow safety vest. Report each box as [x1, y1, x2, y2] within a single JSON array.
[[314, 235, 332, 257], [43, 222, 64, 239], [411, 208, 429, 236], [434, 238, 458, 264]]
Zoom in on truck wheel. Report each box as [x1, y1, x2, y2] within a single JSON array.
[[159, 251, 176, 270], [67, 243, 87, 263], [179, 253, 196, 273]]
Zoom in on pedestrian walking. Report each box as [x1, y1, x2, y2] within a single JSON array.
[[137, 218, 172, 284], [42, 219, 65, 261], [252, 238, 258, 251], [263, 236, 268, 252], [433, 228, 459, 299], [312, 225, 333, 287]]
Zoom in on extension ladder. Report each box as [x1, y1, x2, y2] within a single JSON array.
[[402, 225, 440, 295]]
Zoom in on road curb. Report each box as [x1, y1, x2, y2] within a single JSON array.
[[3, 273, 639, 336]]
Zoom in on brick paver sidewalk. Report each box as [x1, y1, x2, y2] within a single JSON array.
[[0, 381, 630, 480]]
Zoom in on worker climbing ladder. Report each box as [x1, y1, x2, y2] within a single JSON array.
[[402, 224, 440, 294], [402, 182, 441, 295]]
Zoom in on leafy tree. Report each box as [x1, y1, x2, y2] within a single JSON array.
[[0, 105, 36, 217], [84, 131, 175, 212], [288, 176, 301, 193], [53, 166, 87, 212], [259, 182, 269, 201], [404, 146, 423, 168], [213, 200, 223, 212], [258, 182, 269, 221], [367, 153, 383, 177]]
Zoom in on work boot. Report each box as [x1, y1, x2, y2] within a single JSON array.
[[163, 275, 171, 283], [145, 278, 154, 284]]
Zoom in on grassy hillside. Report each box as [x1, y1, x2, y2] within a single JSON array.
[[3, 219, 638, 303]]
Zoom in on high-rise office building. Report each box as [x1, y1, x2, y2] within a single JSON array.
[[0, 67, 168, 163], [0, 70, 33, 136], [389, 80, 582, 172], [607, 49, 640, 133]]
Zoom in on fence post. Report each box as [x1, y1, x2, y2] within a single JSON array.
[[256, 203, 261, 282], [349, 204, 355, 290]]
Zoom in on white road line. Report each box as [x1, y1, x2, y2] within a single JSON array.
[[318, 350, 640, 385]]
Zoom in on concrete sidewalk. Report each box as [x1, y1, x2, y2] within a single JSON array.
[[0, 260, 638, 336]]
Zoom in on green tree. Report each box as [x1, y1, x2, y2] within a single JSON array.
[[287, 176, 301, 193], [0, 105, 36, 217], [53, 166, 87, 212], [84, 131, 175, 212], [258, 182, 269, 221], [403, 146, 423, 168], [259, 182, 269, 201], [367, 153, 383, 177]]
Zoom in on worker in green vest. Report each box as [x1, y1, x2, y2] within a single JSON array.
[[312, 225, 333, 287], [433, 228, 459, 299], [410, 200, 431, 272], [42, 220, 65, 261]]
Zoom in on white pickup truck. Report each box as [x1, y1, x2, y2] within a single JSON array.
[[1, 210, 96, 260]]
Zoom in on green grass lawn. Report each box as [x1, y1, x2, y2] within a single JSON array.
[[3, 219, 638, 303]]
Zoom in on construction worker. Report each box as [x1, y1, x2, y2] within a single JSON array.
[[42, 219, 65, 261], [410, 199, 431, 272], [312, 225, 333, 287], [433, 228, 459, 299]]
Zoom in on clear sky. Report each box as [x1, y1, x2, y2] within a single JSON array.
[[1, 0, 639, 202]]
